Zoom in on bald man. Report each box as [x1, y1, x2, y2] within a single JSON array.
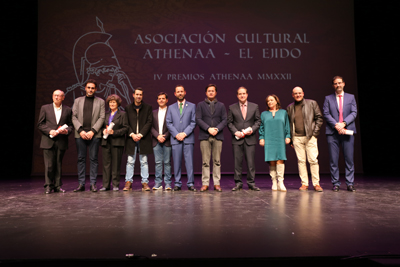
[[286, 87, 323, 192], [38, 90, 73, 194]]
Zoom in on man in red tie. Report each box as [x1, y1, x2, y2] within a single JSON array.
[[323, 76, 358, 192], [227, 87, 261, 191]]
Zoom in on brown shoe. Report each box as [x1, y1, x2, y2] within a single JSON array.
[[299, 185, 308, 191], [123, 181, 132, 191], [142, 183, 151, 191], [200, 185, 209, 192], [314, 185, 323, 192], [214, 185, 222, 192]]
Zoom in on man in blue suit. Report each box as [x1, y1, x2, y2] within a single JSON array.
[[323, 76, 357, 192], [166, 85, 197, 191]]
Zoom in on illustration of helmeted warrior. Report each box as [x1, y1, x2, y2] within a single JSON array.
[[66, 17, 134, 107]]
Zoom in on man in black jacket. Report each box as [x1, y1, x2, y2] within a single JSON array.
[[286, 86, 323, 192], [123, 87, 153, 191]]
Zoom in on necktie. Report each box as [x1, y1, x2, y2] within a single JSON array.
[[179, 102, 183, 115], [241, 104, 246, 120], [338, 95, 343, 123]]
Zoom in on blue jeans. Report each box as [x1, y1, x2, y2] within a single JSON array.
[[153, 143, 172, 186], [75, 137, 100, 185], [125, 141, 149, 184]]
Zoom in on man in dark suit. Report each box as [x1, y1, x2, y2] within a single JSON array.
[[72, 79, 105, 192], [196, 84, 227, 192], [38, 90, 73, 194], [166, 85, 197, 191], [323, 76, 357, 192], [227, 86, 261, 191], [151, 92, 172, 190], [123, 87, 153, 191]]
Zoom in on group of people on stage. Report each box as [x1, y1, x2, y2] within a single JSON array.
[[37, 75, 357, 194]]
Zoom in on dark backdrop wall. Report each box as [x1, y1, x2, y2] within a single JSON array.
[[2, 0, 397, 179], [33, 0, 360, 176]]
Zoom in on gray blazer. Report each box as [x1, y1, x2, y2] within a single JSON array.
[[72, 96, 105, 138]]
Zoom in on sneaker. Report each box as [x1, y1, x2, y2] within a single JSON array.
[[152, 184, 163, 190], [165, 185, 172, 191]]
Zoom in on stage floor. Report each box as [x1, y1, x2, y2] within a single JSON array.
[[1, 174, 399, 265]]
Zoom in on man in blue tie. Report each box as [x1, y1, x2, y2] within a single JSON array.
[[166, 85, 197, 191], [323, 76, 357, 192]]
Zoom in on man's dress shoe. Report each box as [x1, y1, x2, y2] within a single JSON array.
[[73, 185, 85, 192], [188, 186, 197, 192], [332, 185, 340, 192]]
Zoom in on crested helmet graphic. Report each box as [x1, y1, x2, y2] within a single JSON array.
[[66, 17, 133, 107]]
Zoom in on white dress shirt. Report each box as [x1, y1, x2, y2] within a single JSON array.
[[53, 103, 62, 125], [158, 107, 167, 134]]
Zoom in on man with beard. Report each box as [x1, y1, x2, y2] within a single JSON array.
[[323, 76, 357, 192], [72, 79, 105, 192], [166, 85, 197, 191], [123, 87, 153, 191]]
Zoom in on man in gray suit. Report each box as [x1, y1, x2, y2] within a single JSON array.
[[72, 79, 105, 192], [227, 86, 261, 191], [38, 90, 73, 194]]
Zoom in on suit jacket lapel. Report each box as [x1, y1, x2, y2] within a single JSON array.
[[332, 94, 339, 113], [112, 110, 121, 123], [92, 97, 98, 117], [79, 97, 84, 122], [343, 93, 349, 112], [105, 112, 110, 126], [58, 105, 68, 127], [245, 103, 251, 122], [47, 104, 58, 126], [163, 107, 168, 132], [153, 109, 159, 126]]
